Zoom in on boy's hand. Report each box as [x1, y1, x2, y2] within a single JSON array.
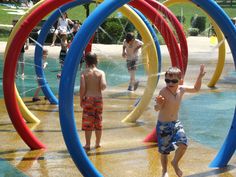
[[154, 95, 165, 111]]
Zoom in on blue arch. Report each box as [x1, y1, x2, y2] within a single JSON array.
[[59, 0, 131, 176], [131, 7, 162, 78], [34, 0, 92, 104], [191, 0, 236, 167]]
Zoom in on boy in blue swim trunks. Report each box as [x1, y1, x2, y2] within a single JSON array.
[[154, 65, 205, 177]]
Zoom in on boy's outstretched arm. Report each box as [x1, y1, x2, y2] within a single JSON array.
[[184, 64, 206, 93]]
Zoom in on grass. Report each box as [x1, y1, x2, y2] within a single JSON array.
[[0, 2, 236, 41]]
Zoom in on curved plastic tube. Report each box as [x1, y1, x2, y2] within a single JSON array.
[[131, 7, 162, 78], [146, 0, 188, 75], [4, 1, 43, 124], [59, 0, 158, 176], [3, 0, 84, 149], [35, 1, 92, 104], [123, 0, 185, 123], [129, 0, 184, 73], [191, 0, 236, 167], [144, 0, 227, 142]]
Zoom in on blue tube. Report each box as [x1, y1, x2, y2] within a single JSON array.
[[191, 0, 236, 167], [34, 0, 92, 104], [131, 7, 162, 80], [59, 0, 130, 176], [192, 0, 236, 68]]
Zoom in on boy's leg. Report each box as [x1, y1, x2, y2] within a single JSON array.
[[95, 130, 102, 148], [128, 70, 135, 90], [171, 144, 187, 177], [84, 130, 92, 150], [161, 154, 168, 177]]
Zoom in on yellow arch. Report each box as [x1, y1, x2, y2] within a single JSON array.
[[4, 1, 45, 123], [118, 5, 158, 122], [163, 0, 226, 87]]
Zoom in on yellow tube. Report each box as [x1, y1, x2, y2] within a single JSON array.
[[118, 6, 158, 122], [163, 0, 226, 87]]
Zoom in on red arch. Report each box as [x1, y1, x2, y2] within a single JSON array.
[[3, 0, 74, 150], [130, 0, 184, 72], [147, 0, 188, 74]]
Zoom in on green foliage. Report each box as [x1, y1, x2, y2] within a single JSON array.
[[95, 17, 135, 44], [190, 15, 206, 34], [176, 15, 186, 24], [188, 28, 199, 36]]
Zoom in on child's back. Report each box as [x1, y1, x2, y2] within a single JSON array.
[[82, 67, 104, 97]]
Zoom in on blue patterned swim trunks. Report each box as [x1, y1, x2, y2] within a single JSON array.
[[156, 120, 188, 154]]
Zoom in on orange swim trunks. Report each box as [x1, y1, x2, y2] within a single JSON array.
[[82, 96, 103, 131]]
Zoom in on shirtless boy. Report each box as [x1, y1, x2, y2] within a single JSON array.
[[154, 65, 206, 177], [80, 52, 107, 151]]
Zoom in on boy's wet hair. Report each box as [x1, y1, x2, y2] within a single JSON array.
[[125, 32, 135, 43], [85, 52, 98, 66], [165, 67, 182, 79]]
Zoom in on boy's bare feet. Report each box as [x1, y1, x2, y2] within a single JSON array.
[[171, 161, 183, 177], [95, 145, 101, 149], [162, 172, 169, 177], [83, 146, 90, 151]]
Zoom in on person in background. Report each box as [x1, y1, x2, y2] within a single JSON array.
[[122, 32, 143, 91], [80, 52, 107, 151], [51, 12, 74, 47], [56, 32, 68, 79], [32, 48, 48, 102], [154, 65, 206, 177]]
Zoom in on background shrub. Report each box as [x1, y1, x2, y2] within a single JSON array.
[[94, 17, 135, 44], [190, 15, 206, 34], [188, 28, 199, 36]]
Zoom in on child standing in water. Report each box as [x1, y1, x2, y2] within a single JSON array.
[[32, 48, 48, 102], [80, 52, 107, 151], [154, 65, 206, 177], [122, 32, 143, 91]]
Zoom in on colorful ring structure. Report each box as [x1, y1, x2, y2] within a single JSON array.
[[34, 0, 185, 109], [3, 0, 159, 151], [59, 1, 158, 175], [122, 0, 186, 123], [34, 1, 94, 105], [147, 0, 188, 75], [4, 1, 45, 124], [144, 0, 227, 142], [145, 0, 236, 168], [3, 0, 236, 175], [32, 0, 184, 124]]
